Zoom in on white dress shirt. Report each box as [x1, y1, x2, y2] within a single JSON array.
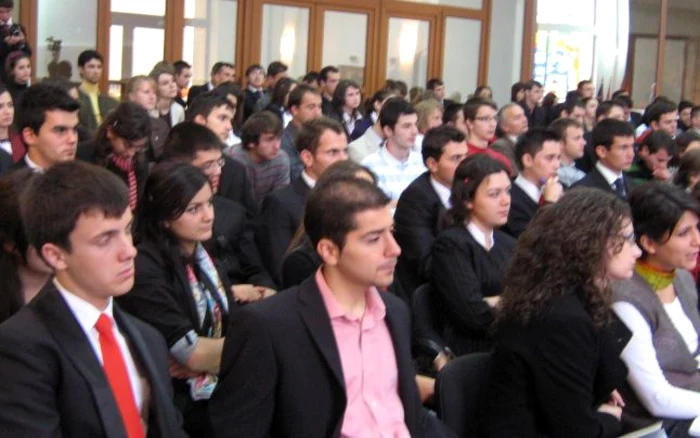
[[466, 222, 494, 251], [301, 170, 316, 189], [55, 279, 149, 421], [24, 154, 44, 173], [429, 176, 451, 209], [514, 174, 541, 204], [595, 161, 624, 187]]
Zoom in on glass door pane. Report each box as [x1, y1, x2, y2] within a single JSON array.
[[261, 4, 309, 79], [322, 11, 368, 86], [386, 17, 430, 90], [443, 17, 481, 103]]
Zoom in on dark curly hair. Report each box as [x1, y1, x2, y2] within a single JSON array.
[[498, 188, 631, 329]]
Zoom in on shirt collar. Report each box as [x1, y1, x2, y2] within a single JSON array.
[[466, 222, 494, 251], [507, 135, 518, 144], [595, 161, 623, 185], [514, 174, 541, 204], [315, 268, 386, 322], [24, 154, 45, 172], [207, 82, 215, 91], [380, 143, 414, 166], [1, 18, 12, 26], [54, 278, 114, 335], [429, 176, 451, 208], [247, 85, 263, 93], [301, 171, 316, 188]]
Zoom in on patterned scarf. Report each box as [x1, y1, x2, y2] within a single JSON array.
[[635, 260, 676, 291], [111, 155, 137, 210], [184, 243, 229, 400]]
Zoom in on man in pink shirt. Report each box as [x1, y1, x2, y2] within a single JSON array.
[[210, 176, 450, 437]]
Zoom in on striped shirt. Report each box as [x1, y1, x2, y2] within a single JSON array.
[[362, 146, 426, 201], [228, 144, 290, 204]]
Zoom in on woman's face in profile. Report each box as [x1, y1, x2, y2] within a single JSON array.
[[604, 220, 641, 281]]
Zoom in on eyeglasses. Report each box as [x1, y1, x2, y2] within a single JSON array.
[[199, 157, 226, 172], [474, 116, 497, 123]]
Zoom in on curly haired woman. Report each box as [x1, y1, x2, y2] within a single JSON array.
[[485, 188, 642, 437]]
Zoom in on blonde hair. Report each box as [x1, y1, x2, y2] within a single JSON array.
[[415, 98, 443, 133], [124, 75, 155, 101]]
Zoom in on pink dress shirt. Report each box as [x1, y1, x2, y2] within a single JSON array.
[[315, 269, 410, 438]]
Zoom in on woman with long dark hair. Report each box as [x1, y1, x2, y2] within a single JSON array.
[[264, 77, 297, 127], [0, 169, 51, 324], [332, 79, 363, 139], [0, 84, 25, 171], [117, 161, 237, 437], [431, 154, 515, 355], [486, 188, 642, 437], [76, 101, 151, 211], [4, 51, 30, 105]]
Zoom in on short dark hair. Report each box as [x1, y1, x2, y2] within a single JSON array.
[[449, 155, 508, 225], [674, 149, 700, 189], [629, 182, 700, 259], [296, 117, 344, 155], [442, 102, 464, 125], [463, 98, 497, 121], [514, 128, 561, 170], [305, 177, 390, 250], [16, 83, 80, 134], [523, 80, 543, 90], [614, 95, 633, 109], [0, 0, 14, 8], [267, 61, 288, 77], [211, 62, 234, 76], [288, 84, 320, 110], [245, 64, 264, 77], [241, 111, 283, 148], [577, 80, 593, 91], [639, 131, 676, 157], [21, 161, 129, 252], [379, 97, 415, 130], [186, 91, 233, 122], [161, 122, 224, 161], [302, 71, 319, 85], [596, 100, 625, 120], [563, 98, 585, 116], [385, 79, 408, 97], [548, 117, 582, 141], [679, 100, 694, 113], [319, 66, 339, 83], [591, 118, 635, 151], [421, 125, 466, 165], [646, 100, 678, 125], [77, 50, 103, 68], [173, 60, 191, 75], [675, 131, 700, 155], [137, 161, 210, 251], [426, 78, 444, 90]]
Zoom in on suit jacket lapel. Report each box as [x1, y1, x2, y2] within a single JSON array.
[[32, 284, 127, 438], [381, 295, 419, 433], [113, 306, 178, 437], [296, 278, 345, 389]]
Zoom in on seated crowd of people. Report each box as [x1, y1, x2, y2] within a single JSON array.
[[1, 28, 700, 437]]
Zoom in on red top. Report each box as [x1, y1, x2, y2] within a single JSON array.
[[467, 143, 514, 176]]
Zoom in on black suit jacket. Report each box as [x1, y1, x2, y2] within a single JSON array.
[[0, 283, 186, 437], [208, 196, 275, 288], [502, 183, 538, 239], [486, 291, 630, 437], [219, 155, 258, 217], [243, 88, 263, 122], [575, 131, 596, 173], [394, 172, 446, 300], [210, 276, 434, 438], [186, 83, 210, 107], [573, 166, 633, 200], [258, 177, 312, 285]]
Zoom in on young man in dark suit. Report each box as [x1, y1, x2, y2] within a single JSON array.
[[258, 116, 348, 285], [242, 63, 266, 121], [187, 61, 235, 107], [187, 91, 257, 216], [211, 176, 450, 437], [503, 129, 563, 238], [518, 80, 547, 129], [319, 65, 341, 117], [394, 124, 467, 299], [573, 118, 636, 200], [13, 83, 80, 172], [0, 161, 186, 437], [161, 122, 276, 292]]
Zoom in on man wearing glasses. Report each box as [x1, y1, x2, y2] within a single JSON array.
[[464, 98, 514, 176]]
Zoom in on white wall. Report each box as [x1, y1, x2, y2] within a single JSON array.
[[443, 17, 481, 102], [487, 0, 525, 106], [36, 0, 98, 82], [321, 11, 367, 73], [261, 5, 309, 79]]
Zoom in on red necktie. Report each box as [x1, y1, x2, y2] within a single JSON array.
[[112, 156, 138, 210], [94, 314, 145, 438]]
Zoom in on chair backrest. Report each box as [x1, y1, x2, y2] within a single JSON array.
[[435, 352, 492, 437], [411, 283, 444, 343]]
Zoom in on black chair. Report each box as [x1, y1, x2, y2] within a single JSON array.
[[411, 283, 450, 375], [435, 352, 492, 437]]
